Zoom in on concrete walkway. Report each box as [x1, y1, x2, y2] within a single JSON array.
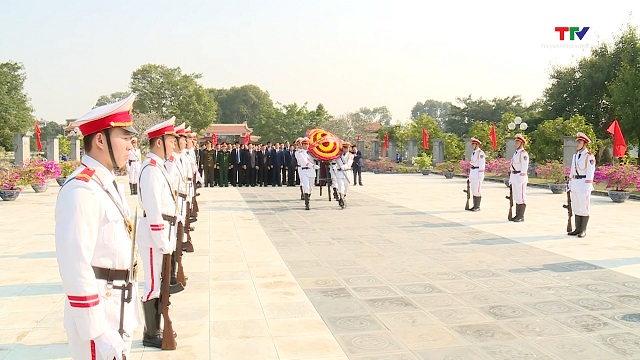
[[0, 173, 639, 359]]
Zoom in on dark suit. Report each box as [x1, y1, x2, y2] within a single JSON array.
[[256, 150, 269, 186], [271, 149, 283, 186], [352, 150, 363, 185], [243, 149, 257, 186], [230, 148, 243, 186], [285, 150, 296, 186]]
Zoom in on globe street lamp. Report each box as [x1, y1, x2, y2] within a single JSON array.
[[508, 116, 527, 132]]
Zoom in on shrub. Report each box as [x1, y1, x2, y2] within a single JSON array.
[[535, 160, 570, 184], [485, 158, 511, 177], [21, 158, 61, 186], [434, 160, 461, 173], [594, 164, 640, 192], [60, 160, 81, 178], [0, 167, 30, 190], [411, 153, 433, 170]]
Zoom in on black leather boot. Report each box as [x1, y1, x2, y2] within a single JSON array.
[[300, 187, 304, 200], [471, 196, 481, 211], [304, 194, 310, 210], [142, 299, 162, 348], [333, 187, 339, 201], [568, 216, 582, 235], [513, 204, 525, 222], [129, 184, 134, 195], [578, 216, 589, 237]]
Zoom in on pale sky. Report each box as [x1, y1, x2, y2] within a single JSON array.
[[1, 0, 638, 124]]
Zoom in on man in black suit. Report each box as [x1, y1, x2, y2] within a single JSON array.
[[244, 143, 257, 187], [284, 144, 296, 186], [257, 144, 269, 186], [230, 142, 243, 186], [352, 145, 363, 185], [271, 143, 283, 186]]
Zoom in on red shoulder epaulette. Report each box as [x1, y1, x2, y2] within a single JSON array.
[[150, 158, 157, 166], [75, 167, 95, 182], [168, 156, 174, 163], [588, 151, 593, 155]]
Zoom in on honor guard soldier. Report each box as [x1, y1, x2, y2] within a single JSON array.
[[468, 137, 486, 211], [137, 117, 182, 348], [295, 137, 319, 210], [127, 137, 142, 194], [335, 142, 354, 208], [568, 132, 596, 237], [509, 134, 529, 222], [55, 93, 140, 360]]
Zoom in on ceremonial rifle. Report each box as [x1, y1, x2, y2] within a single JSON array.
[[160, 253, 176, 350], [463, 178, 471, 210], [118, 208, 138, 360], [506, 184, 514, 220], [563, 187, 573, 233]]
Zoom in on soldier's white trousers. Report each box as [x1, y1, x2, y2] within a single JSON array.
[[469, 170, 484, 197], [299, 169, 315, 194], [510, 174, 528, 205], [336, 169, 349, 195], [139, 246, 164, 301], [128, 161, 140, 184], [571, 189, 591, 216]]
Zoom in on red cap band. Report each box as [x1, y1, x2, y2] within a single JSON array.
[[78, 111, 132, 136]]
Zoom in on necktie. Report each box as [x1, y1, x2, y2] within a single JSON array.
[[578, 153, 582, 159]]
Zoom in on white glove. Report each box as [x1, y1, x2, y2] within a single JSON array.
[[313, 164, 320, 170], [93, 329, 125, 360], [161, 239, 175, 254]]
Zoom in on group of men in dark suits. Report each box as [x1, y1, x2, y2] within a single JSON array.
[[197, 140, 303, 187]]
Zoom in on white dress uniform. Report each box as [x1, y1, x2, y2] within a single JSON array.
[[295, 147, 317, 195], [335, 150, 354, 196], [469, 147, 486, 197], [55, 94, 140, 360], [569, 148, 596, 216], [137, 152, 177, 300], [127, 147, 141, 186], [509, 145, 529, 204]]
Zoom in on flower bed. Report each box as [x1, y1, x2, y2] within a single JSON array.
[[594, 164, 640, 192], [535, 160, 570, 184]]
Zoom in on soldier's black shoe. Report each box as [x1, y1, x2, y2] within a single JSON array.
[[304, 194, 310, 210], [568, 216, 582, 235], [578, 216, 589, 237], [471, 196, 481, 212], [143, 332, 163, 348], [142, 299, 163, 348], [190, 217, 197, 223], [333, 188, 339, 200], [513, 204, 526, 222]]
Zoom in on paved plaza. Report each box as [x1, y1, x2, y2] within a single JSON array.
[[1, 173, 640, 359]]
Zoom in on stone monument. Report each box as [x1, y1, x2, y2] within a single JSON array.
[[13, 133, 31, 165], [70, 136, 81, 160], [406, 140, 418, 166], [563, 136, 576, 168], [432, 138, 444, 165], [46, 136, 60, 163]]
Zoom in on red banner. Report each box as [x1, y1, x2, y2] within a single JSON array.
[[606, 119, 627, 158], [35, 121, 42, 151], [211, 133, 218, 147], [244, 133, 251, 145], [422, 128, 429, 150], [383, 132, 389, 149], [489, 123, 497, 150]]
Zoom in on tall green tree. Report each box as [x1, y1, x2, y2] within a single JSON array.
[[411, 99, 451, 128], [406, 114, 444, 156], [354, 106, 392, 126], [608, 25, 640, 146], [209, 85, 273, 125], [0, 61, 33, 151], [446, 95, 527, 137], [95, 91, 130, 107], [253, 103, 326, 142], [529, 115, 598, 162], [129, 64, 217, 131]]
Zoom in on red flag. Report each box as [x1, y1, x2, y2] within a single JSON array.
[[489, 123, 497, 150], [422, 128, 429, 150], [606, 119, 627, 158], [383, 132, 389, 149], [244, 133, 251, 145], [357, 135, 361, 142], [212, 133, 218, 146], [35, 121, 42, 151]]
